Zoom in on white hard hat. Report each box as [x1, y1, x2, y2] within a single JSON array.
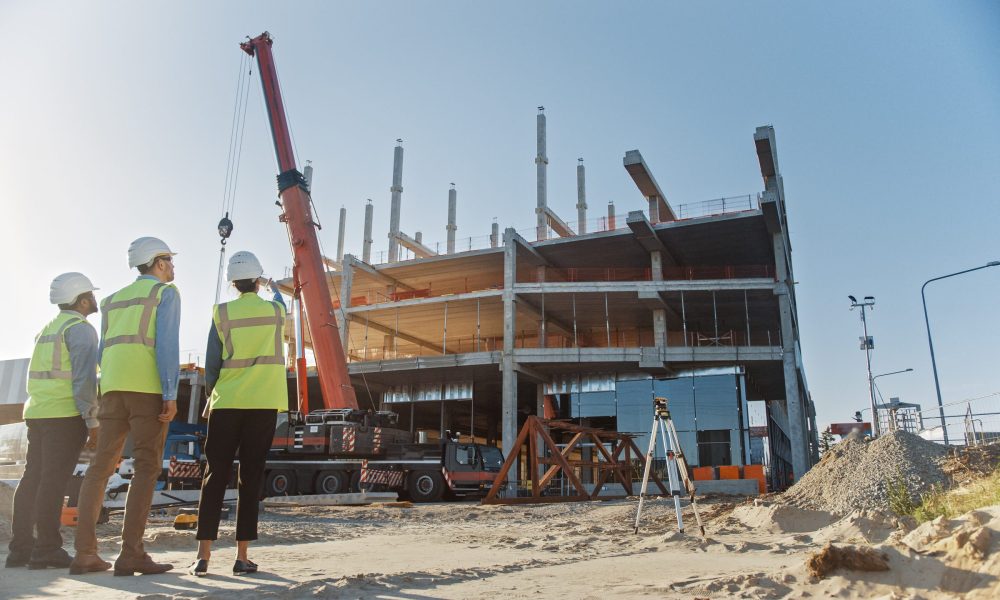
[[50, 272, 98, 305], [227, 250, 264, 282], [127, 237, 176, 269]]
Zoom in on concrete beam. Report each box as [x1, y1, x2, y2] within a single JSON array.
[[516, 279, 777, 295], [626, 210, 668, 255], [624, 149, 676, 222], [349, 259, 415, 292], [394, 231, 438, 258], [346, 289, 502, 315], [754, 126, 779, 187], [542, 206, 575, 238], [349, 316, 445, 354], [505, 228, 549, 266], [512, 362, 547, 383], [514, 345, 783, 364], [347, 351, 501, 374], [322, 256, 342, 271]]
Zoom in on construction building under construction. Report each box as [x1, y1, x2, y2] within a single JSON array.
[[285, 116, 819, 489]]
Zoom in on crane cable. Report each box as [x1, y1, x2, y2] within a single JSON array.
[[215, 52, 253, 305]]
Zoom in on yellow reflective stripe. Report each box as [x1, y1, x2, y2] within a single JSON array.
[[218, 302, 284, 370], [28, 370, 73, 380], [101, 283, 164, 349]]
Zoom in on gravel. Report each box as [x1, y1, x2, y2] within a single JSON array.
[[781, 430, 950, 515]]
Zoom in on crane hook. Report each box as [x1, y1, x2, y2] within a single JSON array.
[[218, 212, 234, 245]]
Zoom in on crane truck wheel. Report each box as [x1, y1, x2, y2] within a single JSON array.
[[407, 470, 444, 502], [315, 470, 346, 494], [264, 469, 296, 497]]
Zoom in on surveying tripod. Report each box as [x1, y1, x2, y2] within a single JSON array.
[[633, 396, 705, 536]]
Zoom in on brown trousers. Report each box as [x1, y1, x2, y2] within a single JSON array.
[[74, 391, 168, 559]]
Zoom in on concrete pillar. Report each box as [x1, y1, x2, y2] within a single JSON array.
[[490, 221, 499, 248], [362, 200, 373, 263], [336, 207, 347, 262], [650, 250, 663, 281], [447, 184, 457, 254], [502, 228, 519, 487], [388, 141, 404, 263], [339, 255, 354, 350], [535, 107, 548, 242], [607, 201, 616, 230], [774, 234, 808, 479], [415, 231, 422, 244], [653, 309, 667, 348], [648, 196, 660, 224], [576, 158, 587, 234]]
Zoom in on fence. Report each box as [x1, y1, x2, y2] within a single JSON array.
[[892, 392, 1000, 446]]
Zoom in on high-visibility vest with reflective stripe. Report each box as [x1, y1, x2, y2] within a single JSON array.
[[99, 278, 175, 395], [209, 293, 288, 411], [24, 312, 87, 419]]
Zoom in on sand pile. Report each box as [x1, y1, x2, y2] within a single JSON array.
[[782, 430, 949, 515]]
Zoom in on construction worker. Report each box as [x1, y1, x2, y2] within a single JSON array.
[[70, 237, 180, 576], [7, 273, 100, 569], [188, 251, 286, 577]]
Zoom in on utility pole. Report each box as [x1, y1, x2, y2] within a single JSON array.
[[849, 295, 878, 436]]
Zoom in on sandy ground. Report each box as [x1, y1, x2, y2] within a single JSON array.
[[0, 495, 997, 599]]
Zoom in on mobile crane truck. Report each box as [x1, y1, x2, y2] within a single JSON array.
[[240, 32, 502, 502]]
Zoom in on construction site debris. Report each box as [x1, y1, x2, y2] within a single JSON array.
[[781, 430, 949, 515], [806, 543, 890, 578]]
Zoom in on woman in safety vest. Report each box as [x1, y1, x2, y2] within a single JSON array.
[[189, 251, 286, 576]]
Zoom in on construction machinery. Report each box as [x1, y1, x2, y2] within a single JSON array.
[[240, 32, 501, 501]]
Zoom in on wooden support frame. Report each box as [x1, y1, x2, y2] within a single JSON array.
[[482, 416, 669, 505]]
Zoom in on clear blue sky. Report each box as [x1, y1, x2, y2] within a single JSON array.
[[1, 1, 998, 430]]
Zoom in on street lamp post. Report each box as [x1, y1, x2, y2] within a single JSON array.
[[921, 261, 1000, 446], [849, 295, 878, 436]]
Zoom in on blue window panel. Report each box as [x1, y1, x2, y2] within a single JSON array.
[[693, 375, 740, 430], [653, 378, 696, 432], [571, 391, 616, 418]]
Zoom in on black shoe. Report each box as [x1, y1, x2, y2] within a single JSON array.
[[232, 559, 257, 575], [188, 558, 209, 577], [5, 553, 31, 568], [28, 548, 73, 570]]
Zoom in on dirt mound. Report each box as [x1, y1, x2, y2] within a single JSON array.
[[782, 430, 949, 515], [806, 543, 889, 578]]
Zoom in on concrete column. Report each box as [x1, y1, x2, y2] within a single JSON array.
[[490, 221, 499, 248], [187, 375, 201, 423], [648, 197, 660, 224], [774, 234, 808, 479], [388, 141, 404, 263], [362, 200, 373, 263], [447, 184, 457, 254], [576, 158, 587, 234], [607, 202, 616, 230], [653, 309, 667, 348], [336, 207, 347, 262], [650, 250, 663, 281], [339, 255, 354, 350], [535, 107, 548, 242], [502, 228, 519, 487]]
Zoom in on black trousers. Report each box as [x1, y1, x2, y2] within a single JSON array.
[[9, 416, 87, 557], [196, 409, 277, 541]]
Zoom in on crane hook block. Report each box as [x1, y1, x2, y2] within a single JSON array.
[[218, 213, 234, 243], [276, 169, 307, 194]]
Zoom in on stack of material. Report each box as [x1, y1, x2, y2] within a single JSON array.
[[781, 430, 949, 515]]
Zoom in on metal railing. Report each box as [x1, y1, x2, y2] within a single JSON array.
[[908, 392, 1000, 446]]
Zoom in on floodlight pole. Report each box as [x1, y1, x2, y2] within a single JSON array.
[[850, 296, 878, 437]]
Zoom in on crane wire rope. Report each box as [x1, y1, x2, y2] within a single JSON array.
[[214, 53, 254, 305]]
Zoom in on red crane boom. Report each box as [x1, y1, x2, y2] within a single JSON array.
[[241, 32, 358, 411]]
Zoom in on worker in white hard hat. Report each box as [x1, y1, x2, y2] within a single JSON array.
[[71, 236, 180, 576], [188, 250, 286, 577], [7, 274, 100, 570]]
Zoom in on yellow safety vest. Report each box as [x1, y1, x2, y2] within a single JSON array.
[[24, 312, 87, 419], [209, 292, 288, 411], [99, 278, 175, 395]]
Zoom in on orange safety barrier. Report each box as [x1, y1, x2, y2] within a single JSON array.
[[692, 467, 715, 481], [718, 465, 740, 480], [743, 464, 767, 494]]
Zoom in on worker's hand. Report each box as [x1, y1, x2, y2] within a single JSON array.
[[159, 400, 178, 423], [85, 427, 99, 450]]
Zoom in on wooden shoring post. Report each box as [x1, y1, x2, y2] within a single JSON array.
[[482, 416, 533, 503], [593, 436, 630, 493], [529, 419, 540, 497], [538, 430, 585, 489], [625, 436, 669, 494], [535, 421, 589, 499]]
